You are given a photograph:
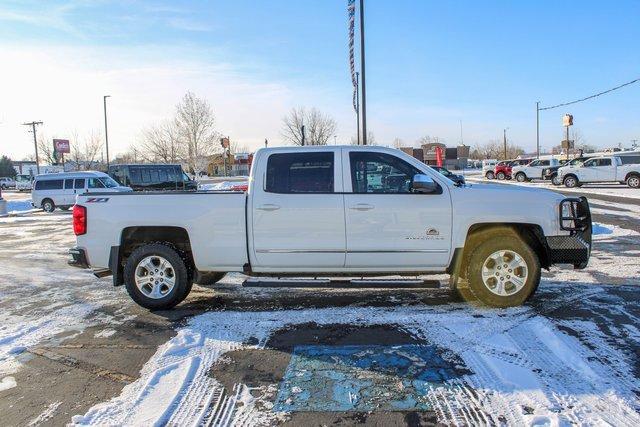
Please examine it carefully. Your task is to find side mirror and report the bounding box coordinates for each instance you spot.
[411,174,438,193]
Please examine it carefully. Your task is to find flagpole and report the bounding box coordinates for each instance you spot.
[359,0,367,145]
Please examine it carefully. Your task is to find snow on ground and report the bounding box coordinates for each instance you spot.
[0,212,134,386]
[72,287,640,426]
[466,175,640,200]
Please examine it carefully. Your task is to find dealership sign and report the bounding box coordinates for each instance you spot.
[53,139,70,153]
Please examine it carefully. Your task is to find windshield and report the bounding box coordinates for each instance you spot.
[16,175,31,182]
[99,177,120,188]
[182,172,192,182]
[568,158,585,166]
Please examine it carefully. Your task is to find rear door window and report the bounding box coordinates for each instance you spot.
[74,179,85,189]
[265,152,334,193]
[64,179,74,189]
[35,179,63,190]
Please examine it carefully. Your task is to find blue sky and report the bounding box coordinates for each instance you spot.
[0,0,638,158]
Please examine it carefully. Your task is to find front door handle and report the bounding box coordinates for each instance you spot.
[349,203,374,211]
[257,204,281,211]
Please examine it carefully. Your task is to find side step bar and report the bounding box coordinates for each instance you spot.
[242,278,443,289]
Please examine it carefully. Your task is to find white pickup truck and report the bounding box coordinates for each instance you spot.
[557,155,640,188]
[512,158,561,182]
[69,146,592,309]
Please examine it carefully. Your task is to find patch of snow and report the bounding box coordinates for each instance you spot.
[28,401,62,426]
[94,329,117,338]
[0,375,17,391]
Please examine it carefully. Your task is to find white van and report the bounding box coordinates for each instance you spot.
[32,171,132,212]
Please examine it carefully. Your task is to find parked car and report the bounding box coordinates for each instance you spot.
[32,171,132,212]
[494,158,534,180]
[108,164,197,191]
[15,174,33,191]
[482,159,498,179]
[0,177,16,189]
[557,156,640,188]
[542,157,589,185]
[512,159,561,182]
[430,166,465,185]
[69,146,592,310]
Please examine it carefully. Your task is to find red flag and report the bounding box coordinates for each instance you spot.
[435,146,443,167]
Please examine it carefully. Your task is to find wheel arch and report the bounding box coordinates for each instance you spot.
[114,226,195,286]
[624,171,640,181]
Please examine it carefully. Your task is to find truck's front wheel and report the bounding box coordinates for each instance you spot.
[124,243,192,310]
[463,229,540,307]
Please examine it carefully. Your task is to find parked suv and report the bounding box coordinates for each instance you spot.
[482,159,498,179]
[512,159,561,182]
[0,177,16,189]
[32,171,132,212]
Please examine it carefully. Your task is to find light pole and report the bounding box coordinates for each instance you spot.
[536,101,540,158]
[503,128,509,160]
[22,121,43,174]
[103,95,111,168]
[355,71,361,145]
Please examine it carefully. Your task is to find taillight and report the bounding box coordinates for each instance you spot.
[73,205,87,236]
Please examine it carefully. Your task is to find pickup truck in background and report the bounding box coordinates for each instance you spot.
[558,156,640,188]
[69,146,592,310]
[512,158,561,182]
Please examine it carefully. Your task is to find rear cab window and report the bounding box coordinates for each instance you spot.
[265,152,334,193]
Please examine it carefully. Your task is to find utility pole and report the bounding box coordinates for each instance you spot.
[265,138,268,148]
[301,124,306,146]
[355,71,361,145]
[103,95,111,168]
[536,101,540,158]
[359,0,367,145]
[503,128,508,160]
[22,121,43,174]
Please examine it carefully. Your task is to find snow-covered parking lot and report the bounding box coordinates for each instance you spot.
[0,189,639,425]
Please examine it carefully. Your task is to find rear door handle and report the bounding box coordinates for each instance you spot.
[257,204,280,211]
[349,203,374,211]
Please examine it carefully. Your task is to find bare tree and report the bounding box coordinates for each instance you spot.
[472,139,524,160]
[417,135,445,146]
[350,131,376,146]
[174,92,220,175]
[140,120,182,163]
[281,107,337,146]
[68,130,104,170]
[36,133,57,165]
[392,137,404,148]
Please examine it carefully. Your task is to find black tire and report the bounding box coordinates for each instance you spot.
[485,171,495,180]
[563,175,579,188]
[515,172,527,183]
[551,175,561,186]
[497,172,506,180]
[627,174,640,189]
[196,272,226,286]
[462,228,540,308]
[42,198,55,212]
[123,243,192,310]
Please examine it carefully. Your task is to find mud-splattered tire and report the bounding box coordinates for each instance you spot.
[462,228,540,307]
[123,243,192,310]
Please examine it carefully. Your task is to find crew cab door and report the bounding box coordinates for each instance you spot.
[578,159,600,182]
[594,158,616,181]
[342,149,452,270]
[250,150,346,269]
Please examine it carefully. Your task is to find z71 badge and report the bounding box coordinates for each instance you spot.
[85,197,110,203]
[405,228,444,240]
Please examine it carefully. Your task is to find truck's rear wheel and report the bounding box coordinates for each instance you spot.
[463,229,540,307]
[551,175,561,186]
[627,174,640,188]
[485,171,495,180]
[124,243,192,310]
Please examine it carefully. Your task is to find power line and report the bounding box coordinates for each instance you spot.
[539,77,640,111]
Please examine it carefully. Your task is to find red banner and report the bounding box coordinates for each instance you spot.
[435,146,443,167]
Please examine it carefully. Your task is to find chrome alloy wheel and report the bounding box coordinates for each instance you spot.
[481,250,528,297]
[134,255,176,299]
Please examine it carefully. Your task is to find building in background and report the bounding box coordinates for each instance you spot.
[400,144,470,170]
